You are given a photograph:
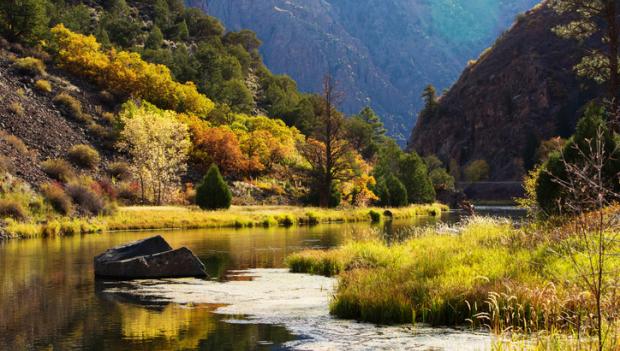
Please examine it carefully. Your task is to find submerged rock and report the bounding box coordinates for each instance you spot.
[94,235,207,279]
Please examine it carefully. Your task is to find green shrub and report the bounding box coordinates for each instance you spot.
[369,210,381,223]
[107,161,132,181]
[53,92,83,121]
[35,79,52,93]
[463,160,490,182]
[41,159,75,182]
[41,183,72,215]
[13,57,46,76]
[67,144,100,169]
[0,199,27,220]
[195,164,232,210]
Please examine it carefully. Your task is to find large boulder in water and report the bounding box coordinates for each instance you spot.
[94,235,207,279]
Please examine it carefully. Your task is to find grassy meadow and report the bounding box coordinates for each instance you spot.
[2,203,447,238]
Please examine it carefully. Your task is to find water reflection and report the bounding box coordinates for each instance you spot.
[0,212,520,350]
[0,219,440,350]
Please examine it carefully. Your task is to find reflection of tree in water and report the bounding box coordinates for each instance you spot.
[98,282,295,350]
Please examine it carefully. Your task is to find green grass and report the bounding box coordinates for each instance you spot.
[286,216,616,334]
[2,204,447,238]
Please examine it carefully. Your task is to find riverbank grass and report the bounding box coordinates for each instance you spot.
[2,203,447,238]
[287,216,619,335]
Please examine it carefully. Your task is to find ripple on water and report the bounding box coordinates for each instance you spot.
[102,269,492,351]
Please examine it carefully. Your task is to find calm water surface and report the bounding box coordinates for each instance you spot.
[0,208,524,350]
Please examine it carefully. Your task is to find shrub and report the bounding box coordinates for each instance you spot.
[41,183,72,215]
[107,161,132,181]
[8,102,24,116]
[0,155,13,174]
[369,210,381,223]
[12,57,45,76]
[65,181,106,216]
[0,199,27,220]
[1,133,28,154]
[35,79,52,93]
[41,159,75,182]
[464,160,490,182]
[196,164,232,210]
[53,92,83,121]
[67,144,100,169]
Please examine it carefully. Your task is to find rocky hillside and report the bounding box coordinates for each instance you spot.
[0,46,117,186]
[409,2,604,181]
[187,0,538,142]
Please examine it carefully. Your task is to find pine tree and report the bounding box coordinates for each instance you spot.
[145,25,164,50]
[0,0,48,43]
[196,164,232,210]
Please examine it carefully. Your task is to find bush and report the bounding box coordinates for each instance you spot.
[0,132,28,154]
[41,183,72,215]
[196,164,232,210]
[35,79,52,93]
[0,155,13,174]
[41,159,75,182]
[8,102,24,116]
[67,144,100,169]
[53,92,83,121]
[369,210,381,223]
[464,160,490,182]
[107,161,132,181]
[0,199,27,220]
[12,57,45,76]
[65,181,106,216]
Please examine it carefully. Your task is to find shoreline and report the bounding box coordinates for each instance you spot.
[1,203,448,240]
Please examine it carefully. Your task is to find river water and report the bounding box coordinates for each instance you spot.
[0,208,525,350]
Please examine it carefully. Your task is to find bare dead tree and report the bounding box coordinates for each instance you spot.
[550,126,620,350]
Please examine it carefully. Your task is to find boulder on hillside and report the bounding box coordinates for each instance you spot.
[94,235,207,279]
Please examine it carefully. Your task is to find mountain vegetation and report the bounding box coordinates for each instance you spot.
[0,0,446,233]
[191,0,538,143]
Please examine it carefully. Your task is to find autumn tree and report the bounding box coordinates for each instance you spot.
[299,75,354,207]
[551,0,620,127]
[190,125,246,177]
[117,101,191,205]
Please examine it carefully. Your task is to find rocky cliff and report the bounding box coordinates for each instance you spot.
[409,3,604,181]
[187,0,538,143]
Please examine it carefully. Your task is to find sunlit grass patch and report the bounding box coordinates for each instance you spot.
[286,217,597,332]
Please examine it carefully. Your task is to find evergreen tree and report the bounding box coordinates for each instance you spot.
[145,25,164,50]
[175,20,189,41]
[358,106,386,142]
[398,152,435,204]
[0,0,49,43]
[377,174,408,207]
[196,164,232,210]
[536,104,620,215]
[422,84,438,110]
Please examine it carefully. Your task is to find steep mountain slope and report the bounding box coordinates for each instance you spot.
[409,3,604,181]
[0,48,117,186]
[187,0,538,142]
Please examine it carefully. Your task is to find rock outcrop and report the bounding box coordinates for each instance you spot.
[188,0,537,142]
[409,3,605,180]
[94,236,207,279]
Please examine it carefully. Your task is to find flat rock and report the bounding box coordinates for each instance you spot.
[94,236,207,279]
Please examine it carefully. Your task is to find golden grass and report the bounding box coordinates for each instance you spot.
[2,204,447,238]
[286,216,619,334]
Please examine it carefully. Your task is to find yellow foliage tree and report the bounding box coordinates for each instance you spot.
[50,24,214,116]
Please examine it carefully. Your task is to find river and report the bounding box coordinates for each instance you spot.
[0,208,525,350]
